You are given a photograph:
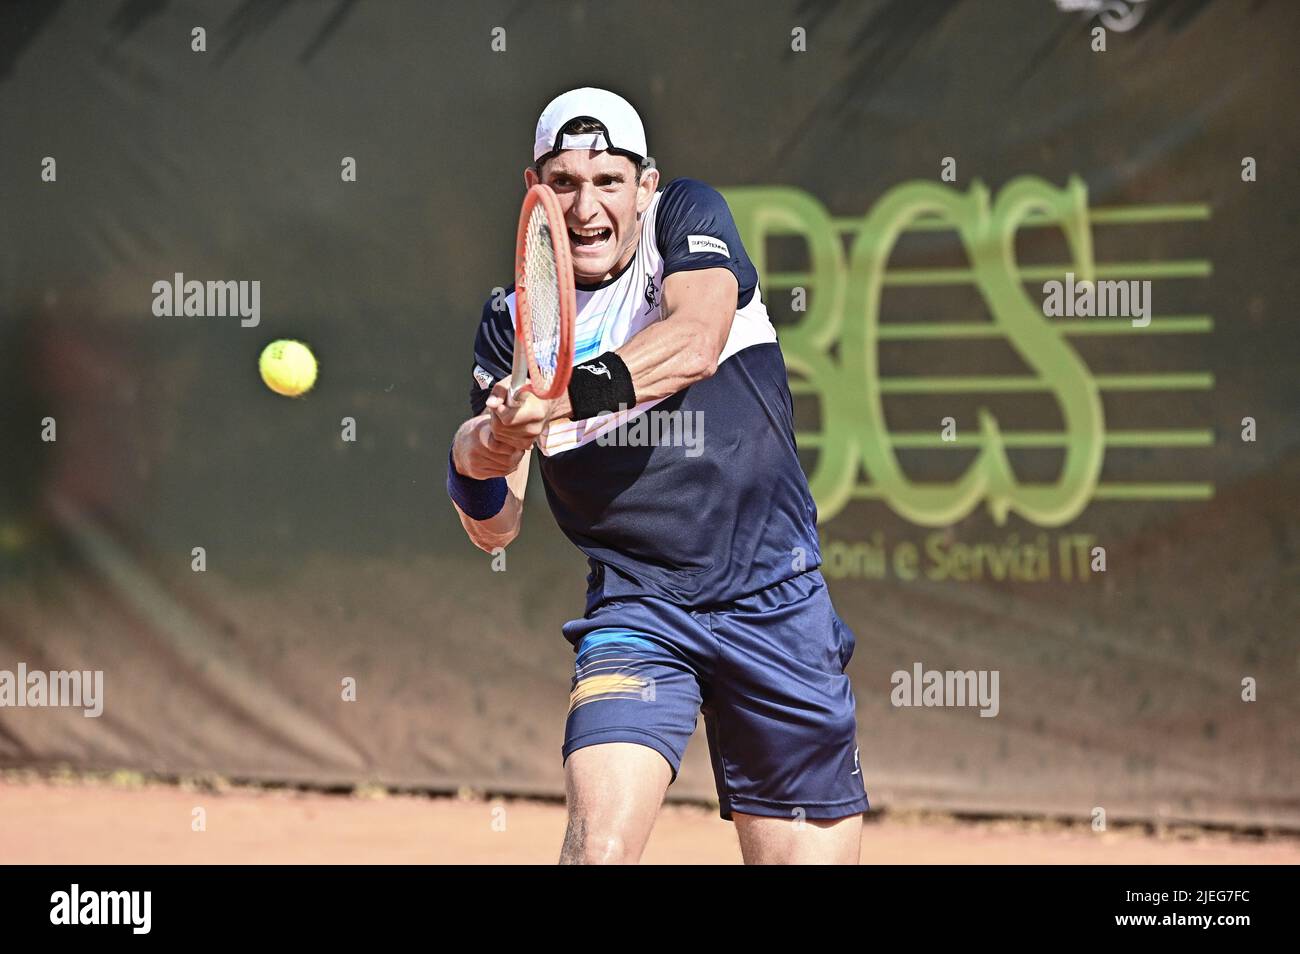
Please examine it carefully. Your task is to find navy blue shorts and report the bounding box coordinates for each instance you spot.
[561,569,869,821]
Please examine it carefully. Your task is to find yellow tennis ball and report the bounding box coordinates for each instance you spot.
[259,339,318,397]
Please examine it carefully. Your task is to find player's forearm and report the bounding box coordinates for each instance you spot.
[545,316,720,427]
[615,312,727,403]
[537,319,711,429]
[506,271,735,430]
[448,423,530,550]
[454,492,522,552]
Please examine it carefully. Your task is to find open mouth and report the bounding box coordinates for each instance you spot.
[568,226,612,250]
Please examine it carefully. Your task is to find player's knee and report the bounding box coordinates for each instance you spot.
[585,831,637,864]
[561,820,639,864]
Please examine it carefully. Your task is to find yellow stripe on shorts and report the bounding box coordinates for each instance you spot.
[569,673,647,711]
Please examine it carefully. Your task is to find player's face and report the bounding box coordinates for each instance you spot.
[525,149,658,283]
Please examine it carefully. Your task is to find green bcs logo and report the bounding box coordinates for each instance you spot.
[725,176,1214,528]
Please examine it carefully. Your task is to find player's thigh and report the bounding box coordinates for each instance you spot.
[559,617,710,862]
[703,571,869,824]
[562,741,673,863]
[562,626,706,784]
[733,811,863,865]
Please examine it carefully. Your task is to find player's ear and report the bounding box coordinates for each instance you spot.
[524,165,540,189]
[636,162,660,212]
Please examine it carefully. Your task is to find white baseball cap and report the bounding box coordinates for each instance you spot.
[533,87,648,162]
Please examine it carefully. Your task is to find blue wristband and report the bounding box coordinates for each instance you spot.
[446,447,507,521]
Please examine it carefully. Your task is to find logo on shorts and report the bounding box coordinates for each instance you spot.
[851,745,861,776]
[472,364,494,390]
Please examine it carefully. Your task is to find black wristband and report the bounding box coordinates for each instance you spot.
[568,351,637,421]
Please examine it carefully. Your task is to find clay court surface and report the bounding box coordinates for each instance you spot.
[2,778,1298,865]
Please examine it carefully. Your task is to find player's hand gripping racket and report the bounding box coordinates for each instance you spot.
[508,184,576,406]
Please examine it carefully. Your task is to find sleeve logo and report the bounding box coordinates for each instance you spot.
[687,234,730,257]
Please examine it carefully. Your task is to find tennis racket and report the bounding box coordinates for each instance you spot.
[508,184,576,405]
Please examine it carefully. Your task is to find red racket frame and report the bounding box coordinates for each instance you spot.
[511,184,576,401]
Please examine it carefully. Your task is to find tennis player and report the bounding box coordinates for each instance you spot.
[447,87,868,864]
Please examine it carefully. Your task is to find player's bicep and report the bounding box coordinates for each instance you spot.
[661,268,737,361]
[662,267,738,319]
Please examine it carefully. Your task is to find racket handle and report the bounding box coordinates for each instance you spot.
[507,336,529,406]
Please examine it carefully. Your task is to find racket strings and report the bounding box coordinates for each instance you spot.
[523,204,562,389]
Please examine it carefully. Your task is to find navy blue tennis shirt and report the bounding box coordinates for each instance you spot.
[466,178,822,611]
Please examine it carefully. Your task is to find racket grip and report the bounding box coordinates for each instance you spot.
[507,337,529,406]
